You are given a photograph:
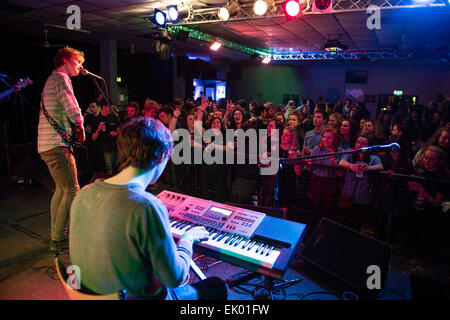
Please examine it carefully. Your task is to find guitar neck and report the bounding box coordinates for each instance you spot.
[0,87,15,100]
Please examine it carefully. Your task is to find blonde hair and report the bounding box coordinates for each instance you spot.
[54,46,84,68]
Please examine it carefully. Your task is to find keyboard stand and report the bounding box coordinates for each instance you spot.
[228,271,303,300]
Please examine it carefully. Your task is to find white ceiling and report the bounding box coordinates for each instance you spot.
[0,0,449,61]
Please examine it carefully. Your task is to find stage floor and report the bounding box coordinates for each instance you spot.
[0,185,448,300]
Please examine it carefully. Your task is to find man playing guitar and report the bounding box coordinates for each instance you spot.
[38,46,86,251]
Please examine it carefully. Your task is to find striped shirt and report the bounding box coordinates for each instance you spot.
[37,70,84,153]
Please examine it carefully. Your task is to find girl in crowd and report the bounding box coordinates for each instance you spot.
[307,127,341,216]
[339,119,358,151]
[278,127,301,208]
[200,116,230,203]
[362,119,384,145]
[288,110,306,150]
[259,119,284,206]
[338,134,384,232]
[406,146,449,261]
[328,112,344,131]
[412,126,450,169]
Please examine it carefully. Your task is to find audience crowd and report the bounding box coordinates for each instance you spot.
[76,93,450,263]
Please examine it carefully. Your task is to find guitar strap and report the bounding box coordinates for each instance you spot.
[40,94,82,149]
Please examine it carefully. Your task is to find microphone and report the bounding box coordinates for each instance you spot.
[80,69,103,80]
[359,142,400,154]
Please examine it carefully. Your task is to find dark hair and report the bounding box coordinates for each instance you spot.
[159,104,174,117]
[254,105,266,117]
[127,101,140,111]
[117,117,173,170]
[54,46,84,68]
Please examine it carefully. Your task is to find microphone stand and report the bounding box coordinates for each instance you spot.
[273,147,381,210]
[91,78,122,126]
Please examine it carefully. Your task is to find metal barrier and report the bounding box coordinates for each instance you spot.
[155,157,450,261]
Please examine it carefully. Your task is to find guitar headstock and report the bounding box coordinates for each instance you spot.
[14,77,33,91]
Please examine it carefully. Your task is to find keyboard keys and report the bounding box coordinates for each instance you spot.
[169,217,281,269]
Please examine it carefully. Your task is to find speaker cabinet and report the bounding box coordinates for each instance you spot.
[300,217,390,294]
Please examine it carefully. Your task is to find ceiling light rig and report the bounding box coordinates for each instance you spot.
[218,0,241,21]
[253,0,276,16]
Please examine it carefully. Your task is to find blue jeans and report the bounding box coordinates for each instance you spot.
[40,146,80,241]
[165,277,228,300]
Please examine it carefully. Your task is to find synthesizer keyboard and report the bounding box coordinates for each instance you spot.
[157,190,307,279]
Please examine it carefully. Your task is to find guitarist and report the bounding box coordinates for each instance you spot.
[38,46,86,252]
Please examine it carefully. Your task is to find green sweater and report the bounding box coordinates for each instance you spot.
[69,180,193,297]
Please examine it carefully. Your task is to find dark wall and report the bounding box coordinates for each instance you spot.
[0,30,174,178]
[117,50,173,108]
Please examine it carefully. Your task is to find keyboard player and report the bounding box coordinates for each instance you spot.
[69,117,227,300]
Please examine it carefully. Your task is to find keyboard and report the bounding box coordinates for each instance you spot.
[158,190,307,279]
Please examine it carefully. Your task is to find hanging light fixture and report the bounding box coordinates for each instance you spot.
[261,56,271,64]
[152,9,166,27]
[210,40,222,51]
[253,0,275,16]
[218,1,241,21]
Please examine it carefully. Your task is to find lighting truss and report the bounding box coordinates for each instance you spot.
[168,25,270,57]
[272,51,401,60]
[162,0,448,26]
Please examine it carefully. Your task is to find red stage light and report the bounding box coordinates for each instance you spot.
[282,0,302,19]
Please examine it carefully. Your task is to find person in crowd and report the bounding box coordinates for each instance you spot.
[248,105,267,131]
[342,99,352,119]
[361,119,384,145]
[406,145,449,261]
[328,112,344,131]
[274,111,286,128]
[100,104,120,174]
[288,110,306,151]
[284,100,297,120]
[339,119,358,151]
[265,102,276,122]
[142,98,159,118]
[374,111,392,142]
[158,104,175,129]
[412,126,450,169]
[407,107,423,148]
[303,110,328,155]
[338,134,384,232]
[228,107,250,130]
[124,101,139,124]
[352,102,371,125]
[278,127,301,208]
[38,46,86,251]
[259,119,284,206]
[70,117,227,300]
[389,122,406,139]
[84,101,106,180]
[307,127,341,216]
[229,108,259,204]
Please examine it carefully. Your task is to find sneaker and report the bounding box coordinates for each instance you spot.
[50,239,69,251]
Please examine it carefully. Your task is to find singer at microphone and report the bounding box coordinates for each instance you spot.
[80,69,103,80]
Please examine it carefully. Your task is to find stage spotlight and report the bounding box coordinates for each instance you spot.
[218,1,241,21]
[167,5,179,22]
[282,0,302,19]
[210,41,222,51]
[253,0,275,16]
[152,9,166,27]
[262,56,271,64]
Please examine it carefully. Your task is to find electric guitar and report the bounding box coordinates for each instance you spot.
[0,77,33,100]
